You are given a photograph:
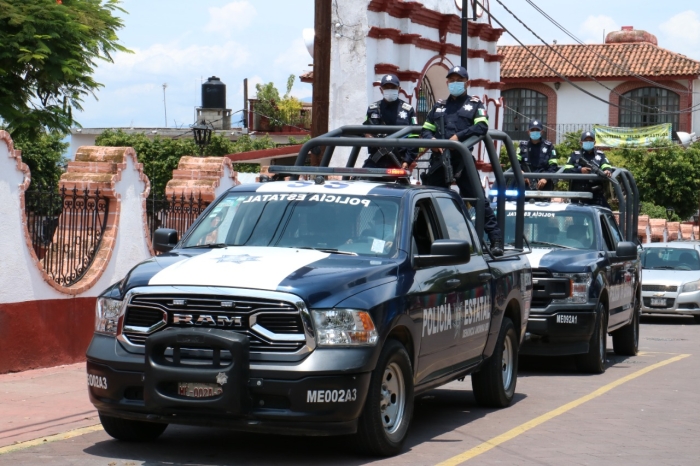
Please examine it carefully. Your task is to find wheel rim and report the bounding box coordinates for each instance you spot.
[380,361,406,436]
[502,332,514,390]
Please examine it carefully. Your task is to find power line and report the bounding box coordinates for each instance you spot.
[492,0,700,115]
[476,0,700,116]
[525,0,700,96]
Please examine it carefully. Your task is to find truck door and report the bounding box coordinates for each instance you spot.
[434,195,492,364]
[600,213,633,327]
[410,196,464,385]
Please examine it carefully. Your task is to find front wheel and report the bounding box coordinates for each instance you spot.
[99,414,168,441]
[355,339,414,457]
[471,317,518,408]
[576,302,607,373]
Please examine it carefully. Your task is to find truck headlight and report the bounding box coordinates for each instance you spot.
[311,309,378,346]
[681,280,700,293]
[95,297,125,335]
[552,272,592,304]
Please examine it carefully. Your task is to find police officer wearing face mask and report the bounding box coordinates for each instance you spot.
[363,74,419,169]
[518,120,558,190]
[420,65,503,256]
[564,131,613,208]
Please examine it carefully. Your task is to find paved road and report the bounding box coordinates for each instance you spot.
[1,315,698,465]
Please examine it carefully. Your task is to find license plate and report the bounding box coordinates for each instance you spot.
[650,298,666,307]
[177,382,222,398]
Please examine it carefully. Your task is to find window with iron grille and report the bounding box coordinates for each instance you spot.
[416,76,435,125]
[502,89,548,141]
[619,87,680,133]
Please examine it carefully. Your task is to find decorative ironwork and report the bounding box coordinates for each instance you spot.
[619,87,680,134]
[502,88,548,142]
[146,192,211,247]
[25,186,109,287]
[416,76,436,125]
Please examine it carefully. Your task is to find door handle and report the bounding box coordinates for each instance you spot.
[445,279,461,289]
[478,273,492,283]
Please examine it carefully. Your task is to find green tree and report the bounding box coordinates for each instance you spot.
[278,74,303,127]
[13,131,68,189]
[254,82,282,128]
[0,0,130,138]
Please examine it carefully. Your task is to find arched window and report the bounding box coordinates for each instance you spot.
[619,87,680,133]
[416,76,436,125]
[502,89,548,141]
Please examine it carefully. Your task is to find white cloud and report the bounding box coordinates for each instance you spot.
[205,1,257,37]
[578,15,620,44]
[659,11,700,59]
[274,38,313,76]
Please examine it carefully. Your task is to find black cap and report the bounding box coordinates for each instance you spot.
[580,131,595,141]
[380,74,399,87]
[529,120,543,131]
[446,65,468,79]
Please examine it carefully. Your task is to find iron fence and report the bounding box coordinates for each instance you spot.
[146,192,211,244]
[25,186,109,287]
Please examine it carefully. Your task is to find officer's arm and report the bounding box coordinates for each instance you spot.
[421,107,437,139]
[599,154,613,174]
[363,106,375,127]
[563,155,581,173]
[517,143,529,172]
[547,147,560,173]
[403,107,419,163]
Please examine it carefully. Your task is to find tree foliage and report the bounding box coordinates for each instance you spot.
[254,75,306,128]
[13,131,68,189]
[0,0,129,138]
[95,130,275,197]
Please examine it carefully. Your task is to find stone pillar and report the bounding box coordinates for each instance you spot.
[165,156,239,201]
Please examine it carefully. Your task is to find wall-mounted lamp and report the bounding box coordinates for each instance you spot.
[666,207,674,221]
[554,82,561,90]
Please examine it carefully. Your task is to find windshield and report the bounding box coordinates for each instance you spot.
[641,247,700,270]
[505,210,596,249]
[182,192,401,256]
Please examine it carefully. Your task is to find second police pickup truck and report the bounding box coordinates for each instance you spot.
[85,127,533,456]
[502,166,642,373]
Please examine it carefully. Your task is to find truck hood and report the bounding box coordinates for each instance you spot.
[119,247,398,307]
[528,247,600,271]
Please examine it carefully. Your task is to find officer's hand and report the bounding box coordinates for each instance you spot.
[430,137,442,154]
[449,135,459,141]
[581,167,591,174]
[524,178,530,187]
[537,179,547,189]
[401,162,409,169]
[605,170,612,178]
[364,133,373,138]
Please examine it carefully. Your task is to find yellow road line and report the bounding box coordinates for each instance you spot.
[0,424,103,455]
[436,353,691,466]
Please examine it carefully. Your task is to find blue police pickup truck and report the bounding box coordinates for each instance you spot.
[85,127,532,456]
[503,199,641,373]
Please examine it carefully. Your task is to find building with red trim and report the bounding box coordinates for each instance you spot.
[498,27,700,143]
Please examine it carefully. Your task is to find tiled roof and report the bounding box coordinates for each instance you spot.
[498,42,700,79]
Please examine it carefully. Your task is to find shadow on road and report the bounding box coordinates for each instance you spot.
[81,387,526,465]
[641,314,698,326]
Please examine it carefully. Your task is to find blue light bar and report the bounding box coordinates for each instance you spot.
[489,189,519,197]
[268,165,410,178]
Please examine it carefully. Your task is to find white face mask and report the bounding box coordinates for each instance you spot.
[383,89,399,102]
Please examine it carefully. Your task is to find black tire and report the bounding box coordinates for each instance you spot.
[612,289,640,356]
[575,302,607,373]
[356,339,414,457]
[694,315,700,324]
[471,317,518,408]
[99,413,168,441]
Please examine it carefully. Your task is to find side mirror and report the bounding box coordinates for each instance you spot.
[154,228,179,253]
[415,239,471,268]
[615,241,637,260]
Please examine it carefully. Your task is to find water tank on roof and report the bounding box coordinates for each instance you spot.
[605,26,657,46]
[202,76,226,109]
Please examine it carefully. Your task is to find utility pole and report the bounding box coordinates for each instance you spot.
[243,78,248,129]
[311,0,332,166]
[162,83,168,127]
[461,2,468,69]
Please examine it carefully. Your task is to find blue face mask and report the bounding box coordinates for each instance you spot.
[448,81,465,96]
[582,141,595,151]
[529,131,541,141]
[383,89,399,102]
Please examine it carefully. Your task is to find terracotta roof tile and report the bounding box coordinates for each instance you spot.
[498,43,700,79]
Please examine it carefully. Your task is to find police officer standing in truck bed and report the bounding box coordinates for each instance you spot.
[518,119,559,191]
[362,74,419,169]
[419,65,503,256]
[564,131,613,209]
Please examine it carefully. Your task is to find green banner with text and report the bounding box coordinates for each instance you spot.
[593,124,672,148]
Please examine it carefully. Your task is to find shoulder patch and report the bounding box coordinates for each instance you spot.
[402,102,413,111]
[470,96,481,102]
[574,151,581,155]
[544,140,553,146]
[369,102,378,109]
[436,99,446,106]
[519,140,527,147]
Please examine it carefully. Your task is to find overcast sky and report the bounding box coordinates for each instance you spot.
[77,0,700,129]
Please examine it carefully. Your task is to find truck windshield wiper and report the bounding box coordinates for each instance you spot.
[645,266,674,270]
[296,246,358,256]
[182,243,230,249]
[529,241,573,249]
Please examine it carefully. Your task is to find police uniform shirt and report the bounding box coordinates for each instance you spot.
[420,93,489,141]
[364,98,418,163]
[518,139,558,173]
[564,149,612,191]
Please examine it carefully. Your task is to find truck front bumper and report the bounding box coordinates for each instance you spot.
[520,303,597,356]
[86,330,374,436]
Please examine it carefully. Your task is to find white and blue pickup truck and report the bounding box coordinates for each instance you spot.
[85,127,532,456]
